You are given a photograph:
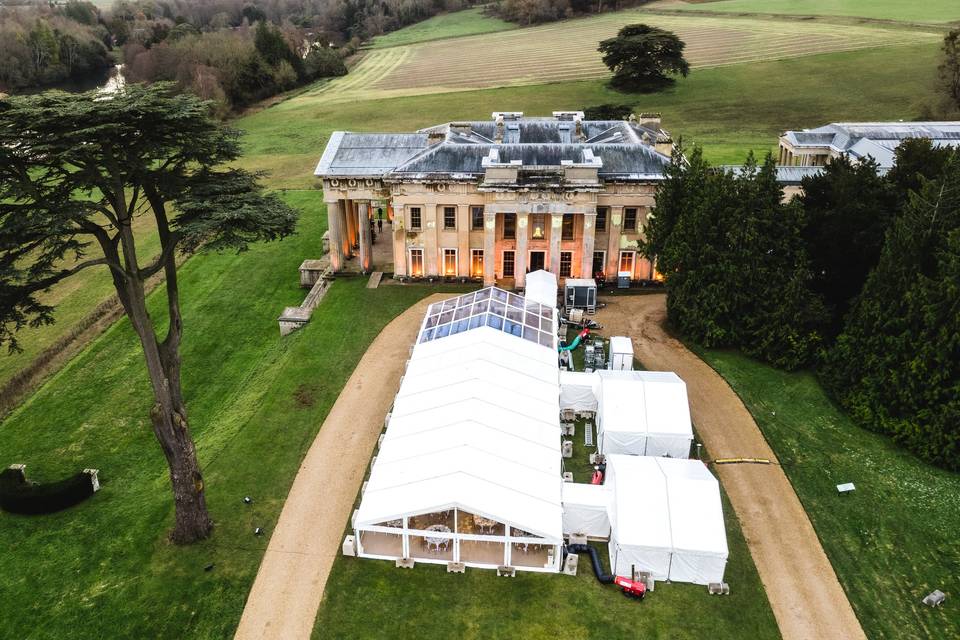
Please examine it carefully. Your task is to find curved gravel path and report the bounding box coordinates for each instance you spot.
[234,294,448,640]
[597,293,865,640]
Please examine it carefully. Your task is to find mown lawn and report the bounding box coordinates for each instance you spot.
[675,0,960,24]
[368,6,516,48]
[0,190,466,638]
[698,349,960,640]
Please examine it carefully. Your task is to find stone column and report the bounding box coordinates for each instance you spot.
[423,203,438,277]
[357,201,373,273]
[515,211,529,288]
[457,203,470,277]
[392,203,407,277]
[549,213,563,275]
[581,209,596,279]
[325,199,345,272]
[483,211,496,286]
[606,205,623,277]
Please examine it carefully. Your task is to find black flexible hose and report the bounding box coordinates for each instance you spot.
[565,543,615,584]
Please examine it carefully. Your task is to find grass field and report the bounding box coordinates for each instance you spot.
[698,349,960,640]
[0,189,471,637]
[369,6,516,48]
[312,11,941,103]
[677,0,960,24]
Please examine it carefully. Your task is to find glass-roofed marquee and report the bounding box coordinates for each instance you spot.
[418,287,557,349]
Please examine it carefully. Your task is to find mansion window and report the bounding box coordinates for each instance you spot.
[624,208,638,231]
[502,250,515,277]
[562,214,575,241]
[596,207,607,232]
[559,251,572,277]
[619,250,635,275]
[471,206,484,230]
[503,213,516,240]
[443,206,456,230]
[531,214,546,240]
[443,249,458,276]
[471,249,484,278]
[409,248,424,277]
[410,207,422,230]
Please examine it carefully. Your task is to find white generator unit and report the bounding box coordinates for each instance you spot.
[608,336,634,371]
[564,278,597,313]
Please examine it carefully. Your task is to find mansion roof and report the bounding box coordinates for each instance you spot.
[781,121,960,169]
[315,112,673,183]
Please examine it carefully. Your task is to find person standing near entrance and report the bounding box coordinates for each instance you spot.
[377,207,384,234]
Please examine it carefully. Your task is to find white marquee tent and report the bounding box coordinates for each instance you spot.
[558,370,599,412]
[596,371,693,458]
[354,287,565,572]
[561,482,610,538]
[606,455,728,585]
[524,269,558,309]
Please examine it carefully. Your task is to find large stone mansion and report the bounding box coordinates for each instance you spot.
[314,111,673,287]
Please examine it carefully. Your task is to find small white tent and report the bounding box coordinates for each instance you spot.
[596,371,693,458]
[558,370,599,412]
[561,482,610,538]
[525,269,558,308]
[606,455,728,585]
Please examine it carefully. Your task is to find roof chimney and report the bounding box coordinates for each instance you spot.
[494,114,504,144]
[427,131,445,145]
[638,112,662,129]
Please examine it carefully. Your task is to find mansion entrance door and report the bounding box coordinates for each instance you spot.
[529,251,546,272]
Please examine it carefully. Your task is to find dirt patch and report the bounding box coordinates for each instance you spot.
[234,294,449,640]
[597,293,866,640]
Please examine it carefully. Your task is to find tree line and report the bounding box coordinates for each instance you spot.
[0,1,113,93]
[645,141,960,470]
[485,0,650,27]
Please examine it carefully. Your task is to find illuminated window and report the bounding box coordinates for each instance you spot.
[443,249,458,276]
[410,207,422,230]
[562,214,574,241]
[443,206,456,230]
[471,249,484,278]
[531,214,545,239]
[619,250,635,274]
[503,213,516,239]
[409,249,424,277]
[471,206,484,230]
[502,250,515,277]
[624,208,638,231]
[559,251,572,277]
[596,207,607,232]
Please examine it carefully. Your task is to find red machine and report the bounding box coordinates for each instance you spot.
[614,575,647,600]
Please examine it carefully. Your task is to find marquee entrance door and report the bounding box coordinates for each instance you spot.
[529,251,546,272]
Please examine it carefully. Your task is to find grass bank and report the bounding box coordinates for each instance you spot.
[698,349,960,640]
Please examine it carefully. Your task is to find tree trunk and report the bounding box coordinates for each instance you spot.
[130,282,213,544]
[110,195,213,544]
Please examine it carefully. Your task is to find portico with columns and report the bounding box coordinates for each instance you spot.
[315,112,670,285]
